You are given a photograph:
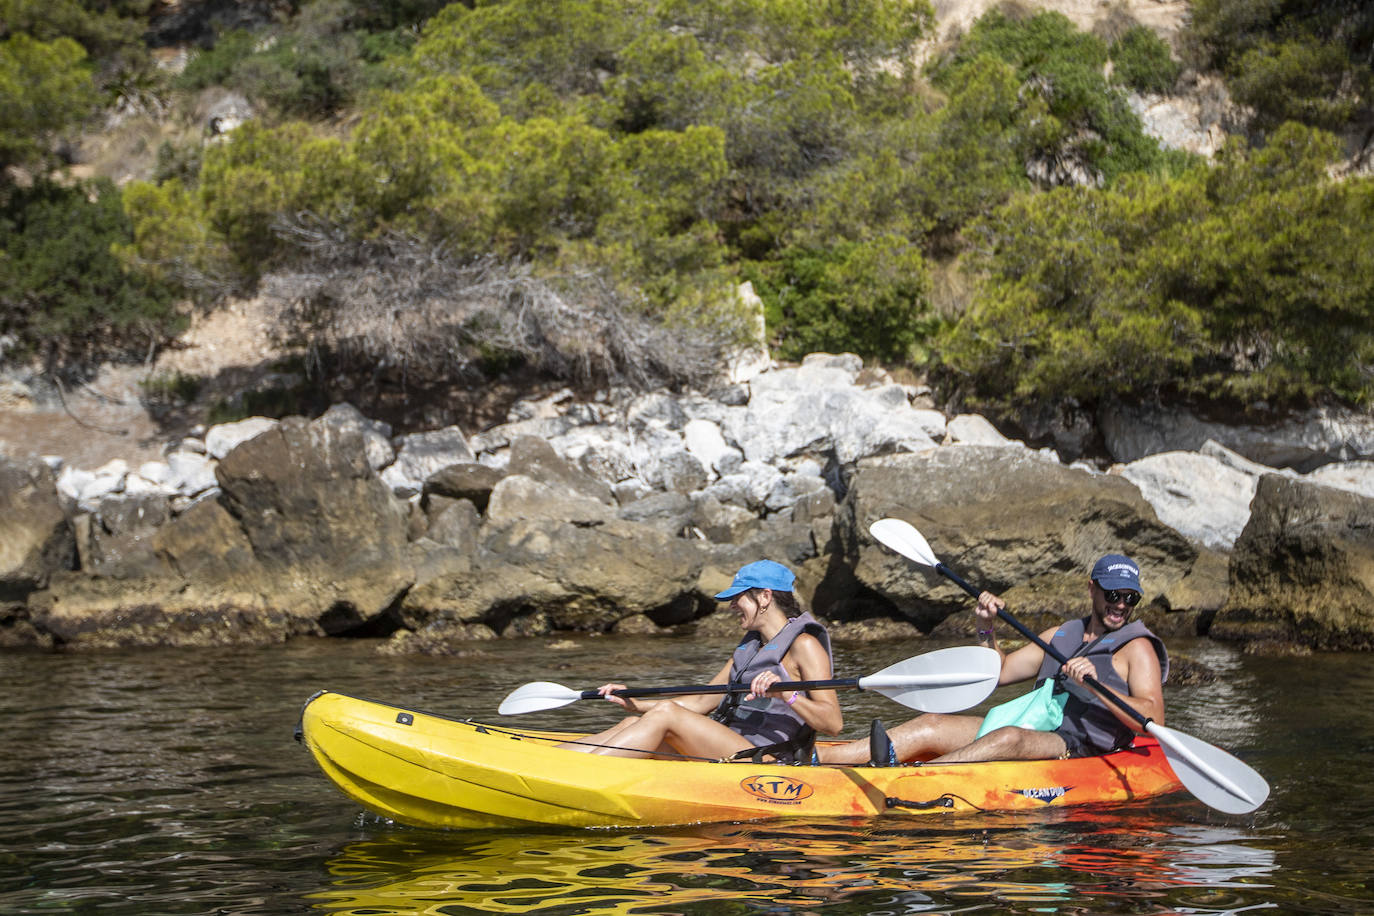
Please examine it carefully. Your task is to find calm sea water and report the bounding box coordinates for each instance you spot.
[2,632,1371,915]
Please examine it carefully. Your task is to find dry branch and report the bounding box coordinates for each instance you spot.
[260,215,738,390]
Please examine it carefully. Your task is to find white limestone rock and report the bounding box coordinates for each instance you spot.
[382,426,475,497]
[725,354,937,465]
[683,418,742,476]
[1305,461,1374,499]
[1102,403,1374,470]
[1120,450,1257,550]
[318,402,394,471]
[947,414,1013,447]
[166,449,218,496]
[205,416,279,460]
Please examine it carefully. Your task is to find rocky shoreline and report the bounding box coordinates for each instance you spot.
[5,352,1374,653]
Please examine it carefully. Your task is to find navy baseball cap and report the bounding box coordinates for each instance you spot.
[1091,554,1141,592]
[714,560,796,599]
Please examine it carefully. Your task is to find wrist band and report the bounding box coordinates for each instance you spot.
[786,691,799,705]
[978,629,995,637]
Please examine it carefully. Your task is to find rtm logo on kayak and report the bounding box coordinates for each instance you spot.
[740,775,814,805]
[1014,786,1070,803]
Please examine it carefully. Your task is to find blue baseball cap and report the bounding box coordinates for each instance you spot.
[714,560,796,599]
[1091,554,1141,592]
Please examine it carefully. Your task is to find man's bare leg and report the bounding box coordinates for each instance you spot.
[929,725,1069,763]
[819,713,984,764]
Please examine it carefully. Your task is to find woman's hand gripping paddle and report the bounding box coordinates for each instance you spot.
[868,517,1270,815]
[498,645,1001,716]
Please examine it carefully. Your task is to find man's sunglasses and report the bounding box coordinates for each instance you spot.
[1099,588,1141,607]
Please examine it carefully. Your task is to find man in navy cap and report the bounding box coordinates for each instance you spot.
[822,552,1169,766]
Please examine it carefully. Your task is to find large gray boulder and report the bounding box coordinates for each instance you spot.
[74,493,171,578]
[505,435,614,505]
[215,415,413,629]
[827,446,1202,631]
[423,462,505,513]
[0,458,74,601]
[1214,474,1374,650]
[397,517,714,644]
[29,497,283,648]
[381,425,475,496]
[29,414,414,647]
[486,474,617,525]
[317,402,394,470]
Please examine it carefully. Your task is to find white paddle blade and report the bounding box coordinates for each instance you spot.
[498,681,583,716]
[1147,722,1271,814]
[869,518,939,567]
[858,645,1002,713]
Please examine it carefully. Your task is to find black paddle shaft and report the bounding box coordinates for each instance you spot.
[583,678,859,702]
[933,562,1152,731]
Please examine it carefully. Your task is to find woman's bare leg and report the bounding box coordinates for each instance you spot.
[588,702,755,760]
[558,716,643,753]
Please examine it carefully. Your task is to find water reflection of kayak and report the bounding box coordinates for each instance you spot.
[297,691,1184,830]
[309,816,1272,915]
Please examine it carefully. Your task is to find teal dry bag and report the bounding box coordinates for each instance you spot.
[975,677,1068,739]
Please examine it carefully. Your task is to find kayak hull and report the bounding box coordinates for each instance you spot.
[299,691,1184,829]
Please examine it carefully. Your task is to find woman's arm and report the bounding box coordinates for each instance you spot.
[759,633,843,736]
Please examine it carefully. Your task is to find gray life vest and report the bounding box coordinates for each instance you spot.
[1034,617,1169,755]
[712,611,832,759]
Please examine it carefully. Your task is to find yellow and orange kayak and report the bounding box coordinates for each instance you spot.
[298,691,1184,829]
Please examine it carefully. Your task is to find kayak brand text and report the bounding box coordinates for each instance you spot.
[740,775,815,804]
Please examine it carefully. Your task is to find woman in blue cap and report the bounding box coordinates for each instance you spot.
[562,559,842,762]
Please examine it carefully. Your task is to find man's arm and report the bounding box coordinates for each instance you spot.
[996,629,1054,685]
[1117,637,1165,728]
[974,591,1050,685]
[1063,637,1165,732]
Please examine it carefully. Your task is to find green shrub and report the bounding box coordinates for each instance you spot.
[120,177,235,296]
[1231,38,1362,133]
[1110,25,1181,95]
[939,123,1374,410]
[1185,0,1373,132]
[748,236,933,363]
[176,8,412,119]
[931,10,1177,185]
[0,33,99,173]
[0,179,182,366]
[197,121,354,272]
[175,29,259,93]
[140,370,202,406]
